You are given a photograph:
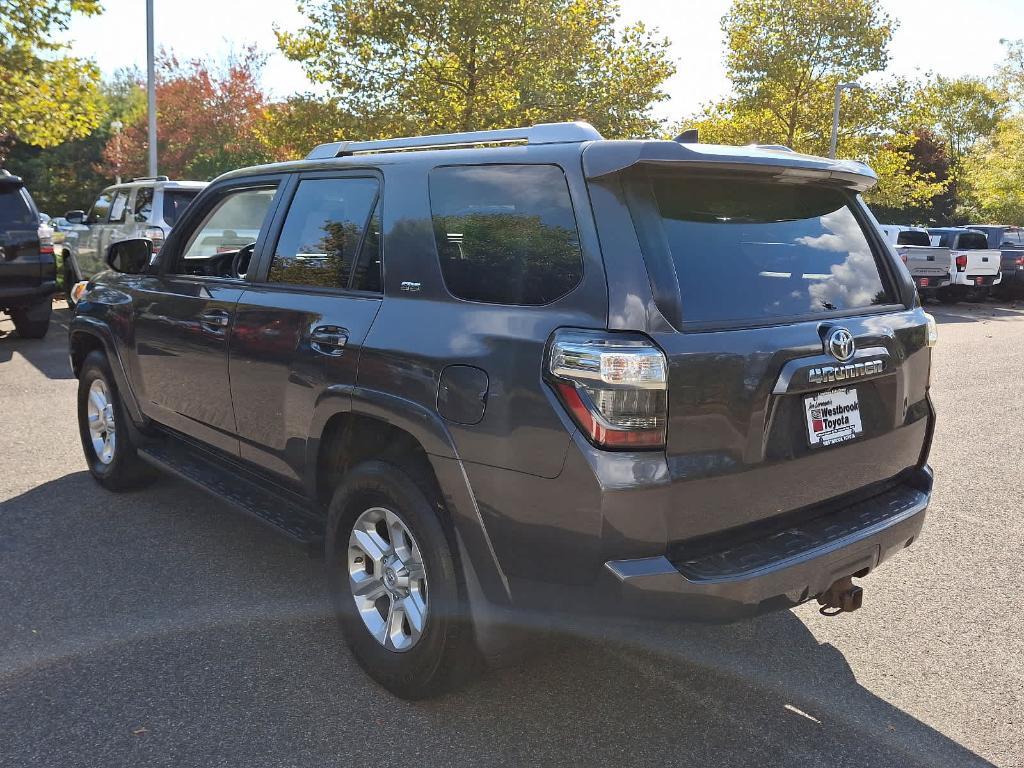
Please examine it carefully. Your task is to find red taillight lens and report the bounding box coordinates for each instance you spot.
[547,330,668,450]
[955,254,968,271]
[144,226,165,253]
[38,225,54,255]
[1016,256,1024,267]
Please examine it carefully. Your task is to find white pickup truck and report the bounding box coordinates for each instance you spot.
[878,225,952,300]
[926,227,1002,303]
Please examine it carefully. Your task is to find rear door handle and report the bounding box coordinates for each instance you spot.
[311,325,349,356]
[199,309,231,330]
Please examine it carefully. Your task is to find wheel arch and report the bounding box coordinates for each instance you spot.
[68,318,145,424]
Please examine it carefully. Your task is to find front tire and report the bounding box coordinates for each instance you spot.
[77,351,155,490]
[63,256,78,309]
[325,460,478,699]
[11,299,51,339]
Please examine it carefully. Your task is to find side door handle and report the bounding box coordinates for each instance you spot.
[200,309,231,332]
[311,325,348,356]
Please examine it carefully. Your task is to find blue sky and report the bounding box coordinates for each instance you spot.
[62,0,1024,121]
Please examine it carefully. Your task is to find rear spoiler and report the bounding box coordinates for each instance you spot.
[0,171,24,188]
[582,140,878,192]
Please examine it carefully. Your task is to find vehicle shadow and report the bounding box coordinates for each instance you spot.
[0,472,995,768]
[926,298,1024,324]
[0,301,74,379]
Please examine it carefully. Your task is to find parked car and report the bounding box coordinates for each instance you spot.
[69,122,937,699]
[60,176,206,305]
[0,170,55,338]
[877,224,952,300]
[926,227,1002,302]
[965,224,1024,299]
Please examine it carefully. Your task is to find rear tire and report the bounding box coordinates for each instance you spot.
[325,460,479,699]
[11,299,51,339]
[77,350,155,490]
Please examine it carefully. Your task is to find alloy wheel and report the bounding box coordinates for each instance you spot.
[347,506,428,652]
[86,378,116,465]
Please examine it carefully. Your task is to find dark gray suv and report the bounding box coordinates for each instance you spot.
[68,122,937,698]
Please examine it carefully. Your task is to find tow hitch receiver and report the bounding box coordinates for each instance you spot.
[817,576,863,616]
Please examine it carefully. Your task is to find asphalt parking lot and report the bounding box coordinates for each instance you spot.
[1,301,1021,768]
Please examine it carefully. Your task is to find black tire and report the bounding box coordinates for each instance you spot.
[10,299,51,339]
[77,350,155,490]
[63,256,78,309]
[325,460,479,699]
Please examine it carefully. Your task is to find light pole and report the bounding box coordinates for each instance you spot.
[110,120,123,184]
[146,0,158,177]
[829,82,862,159]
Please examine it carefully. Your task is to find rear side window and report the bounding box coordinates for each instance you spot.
[629,175,895,324]
[429,165,583,305]
[896,230,930,247]
[269,177,379,290]
[134,187,154,220]
[0,187,35,228]
[163,189,199,227]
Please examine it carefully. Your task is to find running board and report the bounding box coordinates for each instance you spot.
[139,435,325,550]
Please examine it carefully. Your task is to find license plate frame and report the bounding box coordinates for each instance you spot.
[804,387,863,448]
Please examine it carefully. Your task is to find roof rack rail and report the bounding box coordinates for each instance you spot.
[305,121,603,160]
[130,175,170,182]
[754,144,795,152]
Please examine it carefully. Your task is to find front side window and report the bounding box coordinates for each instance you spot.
[109,190,129,223]
[87,191,113,224]
[429,165,583,305]
[268,177,379,289]
[629,174,895,324]
[174,186,277,276]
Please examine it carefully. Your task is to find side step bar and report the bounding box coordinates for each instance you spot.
[139,435,325,550]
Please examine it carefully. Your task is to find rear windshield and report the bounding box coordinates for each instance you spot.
[896,230,930,247]
[162,189,199,227]
[630,175,895,324]
[956,232,989,250]
[0,187,36,229]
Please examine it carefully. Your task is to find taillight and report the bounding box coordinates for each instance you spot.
[900,253,908,264]
[1016,256,1024,268]
[546,330,668,450]
[955,253,968,272]
[38,225,54,255]
[144,226,165,253]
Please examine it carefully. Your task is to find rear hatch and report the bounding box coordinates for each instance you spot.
[0,180,43,288]
[587,160,932,540]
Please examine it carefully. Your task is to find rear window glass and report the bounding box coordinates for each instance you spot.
[632,175,895,324]
[896,230,930,247]
[957,232,988,250]
[429,165,583,305]
[0,187,35,228]
[163,190,199,227]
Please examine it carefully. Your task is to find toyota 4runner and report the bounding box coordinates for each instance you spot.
[69,122,937,699]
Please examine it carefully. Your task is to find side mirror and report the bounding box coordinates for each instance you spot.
[106,238,153,274]
[65,210,86,225]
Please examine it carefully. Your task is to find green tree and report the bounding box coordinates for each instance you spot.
[276,0,675,139]
[0,0,104,159]
[996,38,1024,109]
[964,117,1024,225]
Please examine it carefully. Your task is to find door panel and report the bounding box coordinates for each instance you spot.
[229,289,381,483]
[132,278,245,455]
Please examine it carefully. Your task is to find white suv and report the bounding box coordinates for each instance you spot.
[60,177,207,296]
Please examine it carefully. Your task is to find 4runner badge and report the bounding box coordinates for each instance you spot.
[826,327,856,362]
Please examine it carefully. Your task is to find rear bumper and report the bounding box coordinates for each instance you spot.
[0,280,57,306]
[601,469,930,622]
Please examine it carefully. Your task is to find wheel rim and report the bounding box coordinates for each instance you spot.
[347,506,428,652]
[86,378,116,465]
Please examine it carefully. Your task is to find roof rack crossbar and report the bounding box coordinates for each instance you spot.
[130,175,170,182]
[305,121,602,160]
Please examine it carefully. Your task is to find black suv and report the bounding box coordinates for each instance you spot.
[1,171,55,337]
[69,122,937,698]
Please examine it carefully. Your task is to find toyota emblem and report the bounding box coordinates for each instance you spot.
[826,327,856,363]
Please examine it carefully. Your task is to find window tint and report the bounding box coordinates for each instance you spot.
[134,187,154,220]
[896,230,930,247]
[269,177,378,289]
[176,186,277,275]
[109,190,129,223]
[87,191,113,224]
[631,175,895,324]
[163,189,199,227]
[957,232,988,250]
[429,165,583,305]
[0,187,35,228]
[349,201,382,292]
